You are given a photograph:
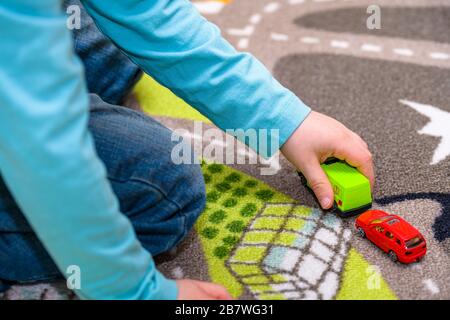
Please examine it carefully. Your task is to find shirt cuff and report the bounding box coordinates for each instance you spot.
[153,272,178,300]
[258,94,311,158]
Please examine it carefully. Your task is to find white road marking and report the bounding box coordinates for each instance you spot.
[238,38,249,49]
[227,3,447,62]
[249,13,262,24]
[361,43,383,53]
[307,34,448,62]
[227,25,254,37]
[430,52,450,60]
[298,36,445,62]
[288,0,305,4]
[172,266,185,279]
[264,2,281,13]
[330,40,350,49]
[301,36,320,44]
[423,279,440,295]
[399,100,450,164]
[271,32,289,41]
[393,48,414,57]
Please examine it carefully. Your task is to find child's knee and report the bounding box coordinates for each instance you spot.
[174,162,206,231]
[124,161,206,255]
[156,161,206,253]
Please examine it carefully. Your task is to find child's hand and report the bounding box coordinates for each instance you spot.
[176,279,233,300]
[281,111,374,209]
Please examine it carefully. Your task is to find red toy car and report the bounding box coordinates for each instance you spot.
[355,210,426,263]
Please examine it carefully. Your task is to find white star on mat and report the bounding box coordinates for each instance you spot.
[400,99,450,165]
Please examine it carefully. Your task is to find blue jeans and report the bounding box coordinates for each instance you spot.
[0,2,205,292]
[66,0,143,105]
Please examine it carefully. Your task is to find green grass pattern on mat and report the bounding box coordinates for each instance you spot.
[336,249,396,300]
[196,162,291,298]
[133,74,211,123]
[197,162,397,300]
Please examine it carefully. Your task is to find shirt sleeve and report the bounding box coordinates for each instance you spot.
[0,1,177,300]
[81,0,311,157]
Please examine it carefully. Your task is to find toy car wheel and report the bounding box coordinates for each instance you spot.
[357,227,366,238]
[332,202,338,212]
[388,251,398,262]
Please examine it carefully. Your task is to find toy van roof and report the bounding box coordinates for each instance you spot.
[321,161,369,189]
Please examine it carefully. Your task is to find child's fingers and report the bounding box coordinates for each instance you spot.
[351,132,369,149]
[336,143,375,188]
[301,159,334,209]
[213,288,233,300]
[200,282,233,300]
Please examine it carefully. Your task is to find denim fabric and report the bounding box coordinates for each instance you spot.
[0,94,205,288]
[65,0,142,105]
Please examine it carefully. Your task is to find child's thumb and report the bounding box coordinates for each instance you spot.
[302,161,334,209]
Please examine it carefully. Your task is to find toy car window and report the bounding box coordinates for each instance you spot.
[374,226,385,233]
[405,237,423,249]
[385,231,394,239]
[386,219,399,225]
[370,217,390,224]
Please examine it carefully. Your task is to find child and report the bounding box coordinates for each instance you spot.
[0,0,373,299]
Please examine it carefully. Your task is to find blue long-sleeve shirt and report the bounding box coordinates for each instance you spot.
[0,0,311,299]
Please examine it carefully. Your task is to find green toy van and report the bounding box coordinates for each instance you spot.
[299,159,372,217]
